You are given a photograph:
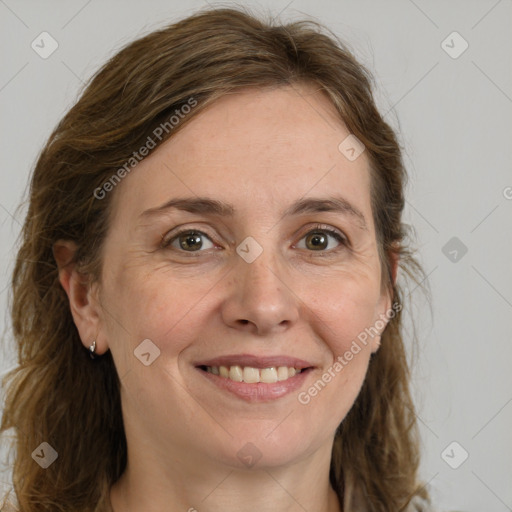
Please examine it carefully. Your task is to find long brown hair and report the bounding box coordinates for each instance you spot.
[1,6,429,511]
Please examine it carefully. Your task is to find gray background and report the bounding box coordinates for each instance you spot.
[0,1,511,510]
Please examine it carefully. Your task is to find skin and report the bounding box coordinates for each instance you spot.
[55,83,395,512]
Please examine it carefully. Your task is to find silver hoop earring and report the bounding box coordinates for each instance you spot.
[89,340,96,359]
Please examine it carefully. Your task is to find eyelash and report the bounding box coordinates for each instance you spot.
[161,224,349,254]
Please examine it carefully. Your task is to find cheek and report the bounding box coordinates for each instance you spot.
[305,271,383,356]
[297,279,380,426]
[100,263,202,353]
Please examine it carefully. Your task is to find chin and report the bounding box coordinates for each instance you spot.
[208,422,324,471]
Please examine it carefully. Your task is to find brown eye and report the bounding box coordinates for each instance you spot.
[179,233,203,251]
[164,230,215,252]
[305,232,328,250]
[296,227,347,252]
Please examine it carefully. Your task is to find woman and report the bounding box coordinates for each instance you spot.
[1,7,434,512]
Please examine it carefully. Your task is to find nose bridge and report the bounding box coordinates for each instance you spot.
[238,242,288,306]
[241,248,282,296]
[222,237,300,334]
[236,230,283,287]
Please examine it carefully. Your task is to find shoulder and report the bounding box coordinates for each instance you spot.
[0,493,19,512]
[1,503,18,512]
[1,502,18,512]
[404,494,439,512]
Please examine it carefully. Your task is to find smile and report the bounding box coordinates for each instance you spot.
[201,365,305,383]
[194,354,315,402]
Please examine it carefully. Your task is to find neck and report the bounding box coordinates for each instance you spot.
[109,443,341,512]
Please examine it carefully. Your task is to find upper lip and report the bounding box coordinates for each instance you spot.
[194,353,315,370]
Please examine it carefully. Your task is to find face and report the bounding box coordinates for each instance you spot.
[94,83,392,471]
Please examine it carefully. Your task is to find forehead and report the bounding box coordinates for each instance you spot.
[168,84,355,169]
[109,83,373,225]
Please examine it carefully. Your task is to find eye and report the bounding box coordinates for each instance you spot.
[163,230,215,252]
[295,226,348,252]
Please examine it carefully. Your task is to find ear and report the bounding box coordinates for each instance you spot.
[53,240,106,355]
[370,249,400,354]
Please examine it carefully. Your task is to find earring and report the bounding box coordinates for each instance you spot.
[89,340,96,359]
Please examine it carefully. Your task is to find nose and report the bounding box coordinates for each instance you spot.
[220,249,300,336]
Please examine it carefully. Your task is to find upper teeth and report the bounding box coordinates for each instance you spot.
[205,365,301,383]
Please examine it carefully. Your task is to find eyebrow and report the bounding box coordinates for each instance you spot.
[139,195,368,230]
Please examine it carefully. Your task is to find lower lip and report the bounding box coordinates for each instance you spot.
[196,367,313,403]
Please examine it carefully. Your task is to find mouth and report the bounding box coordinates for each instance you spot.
[194,354,315,402]
[197,364,309,384]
